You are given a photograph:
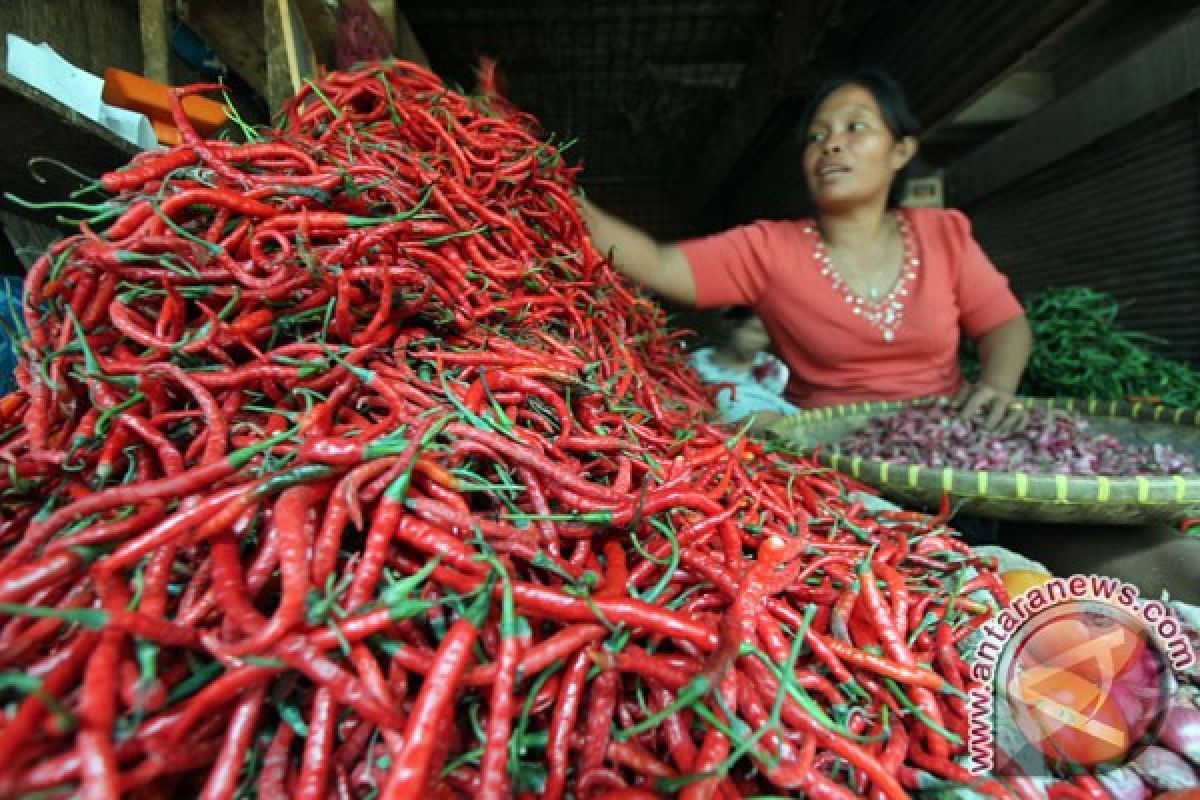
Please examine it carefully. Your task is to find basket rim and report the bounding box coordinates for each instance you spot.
[773,395,1200,507]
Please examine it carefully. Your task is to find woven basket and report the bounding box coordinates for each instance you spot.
[769,397,1200,524]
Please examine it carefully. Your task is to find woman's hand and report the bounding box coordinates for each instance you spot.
[955,382,1027,434]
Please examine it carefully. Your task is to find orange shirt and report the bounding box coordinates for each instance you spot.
[679,208,1023,409]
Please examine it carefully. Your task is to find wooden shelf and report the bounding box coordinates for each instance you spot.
[0,72,139,227]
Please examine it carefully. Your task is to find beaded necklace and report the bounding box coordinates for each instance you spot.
[806,213,919,342]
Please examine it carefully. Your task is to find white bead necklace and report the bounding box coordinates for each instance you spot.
[806,214,919,342]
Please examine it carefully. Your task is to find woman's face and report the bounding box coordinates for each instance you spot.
[731,316,770,358]
[802,84,916,213]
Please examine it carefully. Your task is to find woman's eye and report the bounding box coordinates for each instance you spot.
[806,130,827,144]
[848,120,868,132]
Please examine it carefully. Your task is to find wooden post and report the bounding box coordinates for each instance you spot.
[367,0,397,43]
[369,1,431,68]
[264,0,318,114]
[394,8,430,69]
[263,0,291,114]
[138,0,171,82]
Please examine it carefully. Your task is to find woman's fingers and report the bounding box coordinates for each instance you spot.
[995,402,1030,436]
[957,384,998,422]
[983,392,1010,430]
[958,383,1025,432]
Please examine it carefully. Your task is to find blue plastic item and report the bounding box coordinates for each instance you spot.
[171,22,226,79]
[0,276,23,393]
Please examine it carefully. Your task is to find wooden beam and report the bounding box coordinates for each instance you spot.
[953,71,1055,126]
[363,1,431,68]
[263,0,292,113]
[920,0,1105,135]
[394,6,430,69]
[681,0,836,216]
[368,0,397,44]
[948,12,1200,206]
[181,2,268,99]
[0,74,138,228]
[138,0,171,82]
[275,0,318,92]
[294,0,337,68]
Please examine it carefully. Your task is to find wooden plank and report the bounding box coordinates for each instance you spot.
[368,0,398,44]
[294,0,338,68]
[394,8,430,69]
[263,0,318,114]
[0,212,62,272]
[263,0,292,114]
[138,0,171,83]
[920,0,1105,135]
[0,74,138,228]
[277,0,318,91]
[0,0,142,77]
[948,12,1200,206]
[0,216,22,274]
[182,2,268,100]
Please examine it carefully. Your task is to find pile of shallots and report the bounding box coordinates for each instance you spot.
[837,402,1197,476]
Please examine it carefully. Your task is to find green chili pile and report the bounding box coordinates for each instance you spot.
[0,61,1060,800]
[962,287,1200,408]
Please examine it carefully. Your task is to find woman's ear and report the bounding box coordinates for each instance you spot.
[892,135,919,170]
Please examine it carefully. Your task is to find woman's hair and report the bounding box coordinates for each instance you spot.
[798,68,922,208]
[720,306,754,323]
[711,306,755,345]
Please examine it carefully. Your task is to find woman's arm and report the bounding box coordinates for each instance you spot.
[977,314,1033,395]
[958,314,1034,429]
[579,199,698,305]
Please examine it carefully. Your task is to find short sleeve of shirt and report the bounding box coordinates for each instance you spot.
[943,210,1025,338]
[677,222,778,309]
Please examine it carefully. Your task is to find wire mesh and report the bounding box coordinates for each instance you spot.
[404,0,772,187]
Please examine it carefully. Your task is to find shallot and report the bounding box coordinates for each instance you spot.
[1160,705,1200,767]
[837,401,1197,476]
[1096,766,1152,800]
[1129,744,1198,791]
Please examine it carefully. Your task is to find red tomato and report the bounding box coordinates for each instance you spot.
[1008,662,1132,766]
[1018,613,1144,685]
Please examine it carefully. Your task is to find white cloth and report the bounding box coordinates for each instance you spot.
[6,34,157,150]
[689,347,797,423]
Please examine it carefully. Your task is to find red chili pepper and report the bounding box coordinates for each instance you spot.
[256,722,295,800]
[295,689,338,800]
[77,626,121,800]
[0,546,99,604]
[199,681,268,800]
[382,583,491,799]
[679,670,739,800]
[477,563,522,800]
[0,629,98,766]
[4,429,294,573]
[542,647,591,800]
[224,482,326,655]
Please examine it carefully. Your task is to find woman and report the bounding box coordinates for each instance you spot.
[688,308,797,426]
[580,69,1033,432]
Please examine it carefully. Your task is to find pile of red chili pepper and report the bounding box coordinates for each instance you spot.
[0,61,1053,800]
